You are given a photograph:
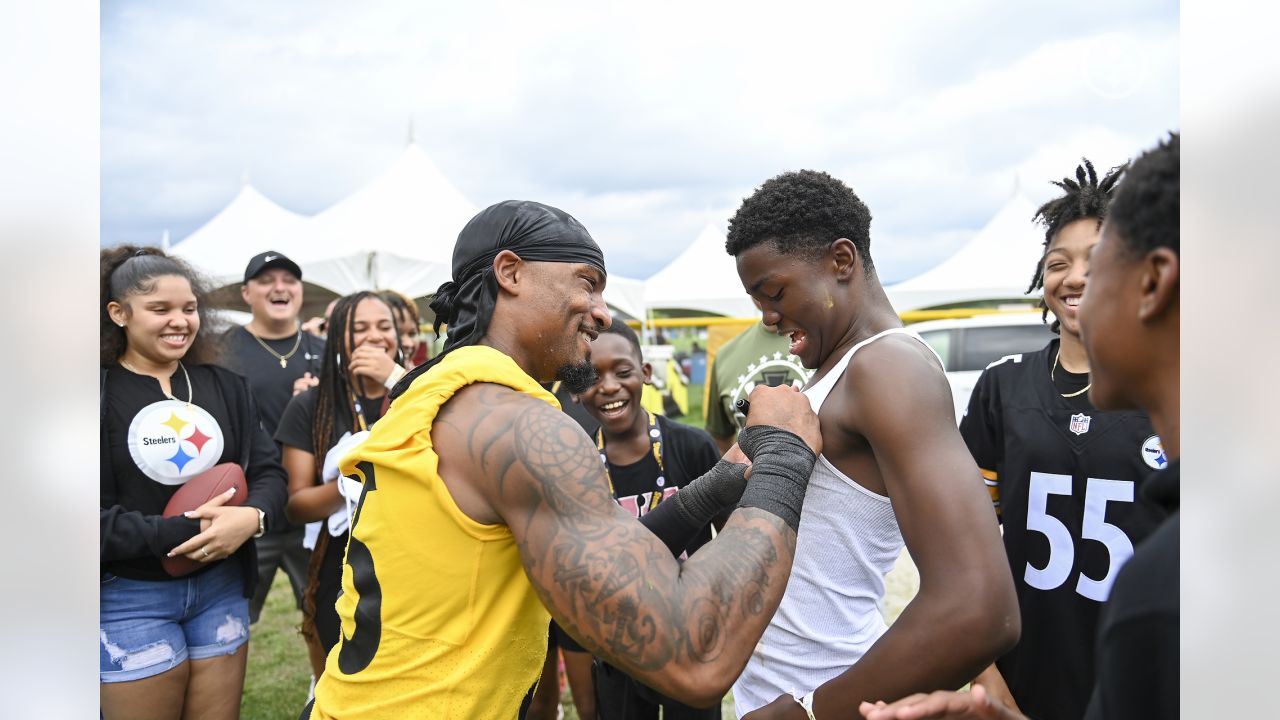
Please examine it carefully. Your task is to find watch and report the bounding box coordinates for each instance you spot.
[252,507,266,539]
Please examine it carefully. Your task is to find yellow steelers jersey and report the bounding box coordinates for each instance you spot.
[309,345,558,720]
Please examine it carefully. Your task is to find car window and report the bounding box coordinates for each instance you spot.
[955,324,1055,371]
[918,329,953,371]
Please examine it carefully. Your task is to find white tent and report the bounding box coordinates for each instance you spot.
[885,191,1042,312]
[643,223,755,318]
[173,143,651,321]
[295,142,474,298]
[172,183,311,285]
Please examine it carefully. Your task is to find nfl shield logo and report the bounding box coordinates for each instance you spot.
[1069,413,1092,435]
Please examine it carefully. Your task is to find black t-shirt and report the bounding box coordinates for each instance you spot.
[1085,462,1179,720]
[221,326,325,436]
[599,415,720,555]
[959,339,1170,720]
[100,363,288,583]
[275,387,386,456]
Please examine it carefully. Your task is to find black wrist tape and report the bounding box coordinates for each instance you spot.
[640,461,748,557]
[736,425,817,532]
[672,460,749,528]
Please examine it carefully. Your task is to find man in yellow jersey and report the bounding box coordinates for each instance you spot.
[303,200,823,719]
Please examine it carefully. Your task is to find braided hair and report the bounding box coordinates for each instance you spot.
[1028,159,1126,331]
[310,291,400,476]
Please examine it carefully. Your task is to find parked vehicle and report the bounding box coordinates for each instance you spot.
[911,313,1057,423]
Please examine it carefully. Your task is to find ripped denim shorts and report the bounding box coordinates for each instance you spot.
[100,560,250,683]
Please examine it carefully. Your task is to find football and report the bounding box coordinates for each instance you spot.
[161,463,248,577]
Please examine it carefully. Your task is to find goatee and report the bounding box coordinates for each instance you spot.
[555,360,598,394]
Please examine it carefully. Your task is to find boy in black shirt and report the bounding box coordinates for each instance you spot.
[572,320,726,720]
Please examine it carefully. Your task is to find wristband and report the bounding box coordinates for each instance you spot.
[671,460,749,527]
[383,364,408,390]
[792,691,817,720]
[736,425,816,532]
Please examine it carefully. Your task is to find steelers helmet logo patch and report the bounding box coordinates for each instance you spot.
[127,399,225,485]
[1141,435,1168,470]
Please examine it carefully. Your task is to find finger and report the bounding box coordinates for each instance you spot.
[168,527,217,557]
[183,504,229,521]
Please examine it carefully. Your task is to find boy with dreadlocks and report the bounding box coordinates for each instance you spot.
[954,159,1169,720]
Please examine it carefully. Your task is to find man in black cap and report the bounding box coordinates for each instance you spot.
[303,200,823,719]
[222,251,325,625]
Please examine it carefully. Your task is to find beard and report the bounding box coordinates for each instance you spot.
[555,359,598,394]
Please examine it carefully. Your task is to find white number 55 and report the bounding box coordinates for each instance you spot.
[1024,472,1135,602]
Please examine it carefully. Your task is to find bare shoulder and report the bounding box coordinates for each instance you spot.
[433,381,607,527]
[841,332,955,435]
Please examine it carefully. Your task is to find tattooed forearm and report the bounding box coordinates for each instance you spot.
[454,388,798,703]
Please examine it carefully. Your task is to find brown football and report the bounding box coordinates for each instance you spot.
[161,463,248,577]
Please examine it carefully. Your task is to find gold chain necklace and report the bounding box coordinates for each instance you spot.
[249,327,302,368]
[1051,349,1091,398]
[121,359,193,411]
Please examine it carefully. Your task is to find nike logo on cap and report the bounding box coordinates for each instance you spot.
[264,255,277,262]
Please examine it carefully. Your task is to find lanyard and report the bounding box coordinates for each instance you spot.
[595,410,666,497]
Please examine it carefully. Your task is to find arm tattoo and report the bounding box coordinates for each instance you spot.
[452,386,796,688]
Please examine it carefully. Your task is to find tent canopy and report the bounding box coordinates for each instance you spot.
[173,183,311,287]
[885,192,1042,312]
[643,223,755,318]
[174,144,647,320]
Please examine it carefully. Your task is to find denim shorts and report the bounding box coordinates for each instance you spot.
[100,560,250,683]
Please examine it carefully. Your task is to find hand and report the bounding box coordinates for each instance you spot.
[859,685,1025,720]
[293,372,319,396]
[724,442,753,481]
[742,694,809,719]
[743,384,821,456]
[348,345,397,384]
[301,316,325,337]
[167,489,260,563]
[970,665,1021,715]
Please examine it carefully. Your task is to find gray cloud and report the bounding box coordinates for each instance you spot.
[102,1,1178,282]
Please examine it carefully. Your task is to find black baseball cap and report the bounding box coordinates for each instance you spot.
[243,251,303,283]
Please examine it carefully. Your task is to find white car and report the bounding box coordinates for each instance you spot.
[911,313,1058,424]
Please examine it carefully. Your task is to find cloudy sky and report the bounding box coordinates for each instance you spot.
[102,1,1178,283]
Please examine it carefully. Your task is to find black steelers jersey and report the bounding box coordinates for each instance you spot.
[959,339,1169,720]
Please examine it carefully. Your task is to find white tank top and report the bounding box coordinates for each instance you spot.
[733,328,942,716]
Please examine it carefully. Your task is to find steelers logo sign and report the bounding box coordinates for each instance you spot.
[127,399,224,485]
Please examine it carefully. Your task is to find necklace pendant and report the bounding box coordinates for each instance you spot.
[280,358,288,369]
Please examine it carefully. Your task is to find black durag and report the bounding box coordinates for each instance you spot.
[389,200,607,402]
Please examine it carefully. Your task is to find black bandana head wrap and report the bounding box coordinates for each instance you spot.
[389,200,607,401]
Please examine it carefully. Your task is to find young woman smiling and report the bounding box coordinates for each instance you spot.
[100,246,287,720]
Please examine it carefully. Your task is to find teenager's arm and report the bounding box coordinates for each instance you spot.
[433,382,819,707]
[797,347,1018,718]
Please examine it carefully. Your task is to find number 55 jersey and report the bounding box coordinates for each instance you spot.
[959,338,1168,720]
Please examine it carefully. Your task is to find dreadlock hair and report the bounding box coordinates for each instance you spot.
[1028,158,1127,332]
[726,169,875,274]
[1107,133,1179,259]
[310,291,400,477]
[599,318,643,362]
[100,244,224,366]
